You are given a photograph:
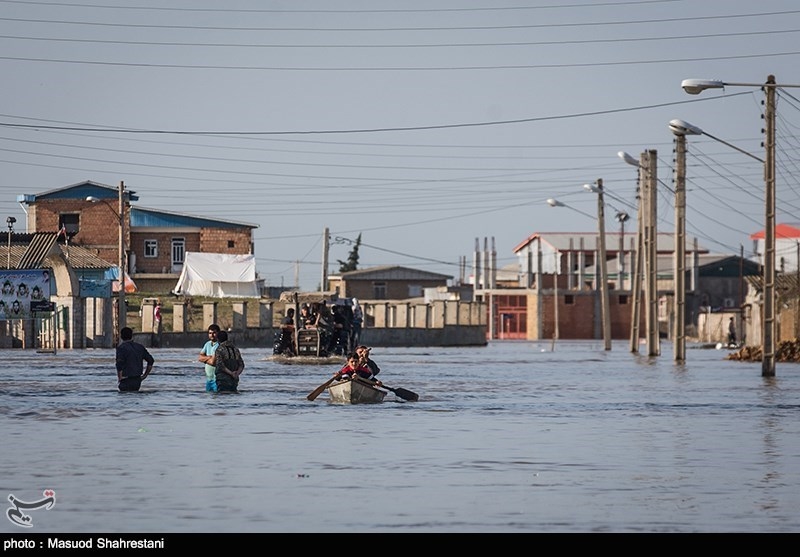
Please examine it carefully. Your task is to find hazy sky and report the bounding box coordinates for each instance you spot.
[2,0,800,291]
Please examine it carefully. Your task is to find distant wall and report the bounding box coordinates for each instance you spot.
[127,299,487,349]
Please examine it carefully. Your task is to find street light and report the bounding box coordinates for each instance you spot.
[584,180,612,351]
[6,216,15,269]
[667,120,700,363]
[86,181,127,335]
[680,75,800,377]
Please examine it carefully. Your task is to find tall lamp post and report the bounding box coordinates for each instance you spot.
[87,181,127,335]
[669,118,766,361]
[680,75,800,376]
[6,216,15,269]
[584,180,612,350]
[667,119,699,362]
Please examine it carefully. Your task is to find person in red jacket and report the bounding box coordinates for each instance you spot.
[334,353,382,387]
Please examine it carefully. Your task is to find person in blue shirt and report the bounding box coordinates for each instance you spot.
[198,324,221,392]
[115,327,154,392]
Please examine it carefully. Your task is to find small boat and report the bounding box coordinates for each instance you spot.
[327,377,387,404]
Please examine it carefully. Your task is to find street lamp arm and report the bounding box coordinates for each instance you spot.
[700,130,765,163]
[682,78,800,94]
[86,196,122,222]
[669,118,764,162]
[546,198,595,221]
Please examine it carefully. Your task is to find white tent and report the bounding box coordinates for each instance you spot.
[173,252,260,298]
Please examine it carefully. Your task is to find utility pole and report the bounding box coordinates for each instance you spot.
[321,227,329,293]
[673,135,687,362]
[593,179,612,350]
[118,181,126,332]
[644,150,660,356]
[552,251,559,351]
[630,171,644,353]
[616,211,629,290]
[763,75,777,377]
[796,242,799,339]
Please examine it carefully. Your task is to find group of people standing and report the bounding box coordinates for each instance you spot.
[114,324,245,393]
[198,324,245,392]
[274,297,364,358]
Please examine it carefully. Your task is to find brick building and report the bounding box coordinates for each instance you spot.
[17,181,259,294]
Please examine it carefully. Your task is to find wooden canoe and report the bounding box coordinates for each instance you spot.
[327,377,387,404]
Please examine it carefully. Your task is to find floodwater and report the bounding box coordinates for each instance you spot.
[1,341,798,533]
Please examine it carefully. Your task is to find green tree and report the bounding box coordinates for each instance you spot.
[337,233,361,273]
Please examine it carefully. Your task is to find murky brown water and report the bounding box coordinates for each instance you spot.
[2,341,798,533]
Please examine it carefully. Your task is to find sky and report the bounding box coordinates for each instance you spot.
[2,0,800,291]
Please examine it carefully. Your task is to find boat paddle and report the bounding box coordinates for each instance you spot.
[382,384,419,402]
[353,375,418,402]
[306,376,337,401]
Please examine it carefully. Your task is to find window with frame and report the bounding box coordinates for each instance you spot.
[372,282,387,299]
[144,240,158,258]
[59,213,80,236]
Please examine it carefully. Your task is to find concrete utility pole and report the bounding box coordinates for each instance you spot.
[321,227,329,292]
[673,134,687,362]
[118,180,126,332]
[616,211,629,290]
[630,170,644,353]
[763,75,777,377]
[589,179,612,350]
[643,150,660,357]
[796,242,800,339]
[552,251,559,351]
[620,150,645,353]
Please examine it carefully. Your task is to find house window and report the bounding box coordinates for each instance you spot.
[372,282,387,299]
[227,240,235,248]
[565,295,575,305]
[144,240,158,258]
[408,284,422,297]
[59,213,80,236]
